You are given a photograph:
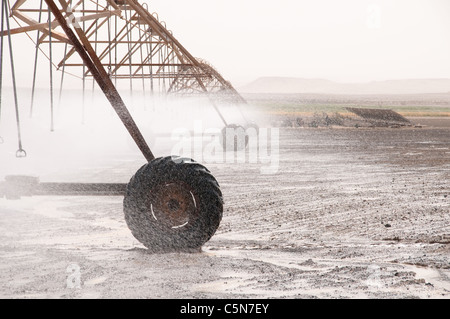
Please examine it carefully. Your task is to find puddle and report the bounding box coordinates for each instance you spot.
[84,276,108,286]
[403,264,450,292]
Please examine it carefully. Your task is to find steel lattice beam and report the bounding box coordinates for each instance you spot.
[2,0,246,104]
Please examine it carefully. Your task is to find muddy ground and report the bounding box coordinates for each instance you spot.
[0,118,449,299]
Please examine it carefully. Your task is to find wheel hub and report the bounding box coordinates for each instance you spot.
[148,182,198,229]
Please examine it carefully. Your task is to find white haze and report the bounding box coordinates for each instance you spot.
[2,0,450,88]
[3,0,450,87]
[1,0,449,181]
[148,0,450,85]
[0,86,250,182]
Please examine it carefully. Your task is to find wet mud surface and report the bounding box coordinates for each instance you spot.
[0,123,449,298]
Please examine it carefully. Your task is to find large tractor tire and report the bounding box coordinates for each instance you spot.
[123,156,223,252]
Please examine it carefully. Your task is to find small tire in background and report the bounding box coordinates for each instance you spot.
[244,122,259,134]
[221,124,248,151]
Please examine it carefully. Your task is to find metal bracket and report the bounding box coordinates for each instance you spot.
[0,175,127,199]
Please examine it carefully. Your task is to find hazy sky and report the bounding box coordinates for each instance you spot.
[146,0,450,85]
[3,0,450,87]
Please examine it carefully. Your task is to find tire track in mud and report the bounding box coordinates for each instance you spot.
[0,126,448,298]
[204,127,449,298]
[214,128,449,244]
[200,245,450,298]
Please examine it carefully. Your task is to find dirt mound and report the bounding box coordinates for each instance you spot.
[346,108,412,127]
[272,109,415,129]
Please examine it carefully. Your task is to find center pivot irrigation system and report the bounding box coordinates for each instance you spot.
[0,0,257,252]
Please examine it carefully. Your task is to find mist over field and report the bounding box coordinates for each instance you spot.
[0,86,251,181]
[0,0,449,301]
[239,77,450,95]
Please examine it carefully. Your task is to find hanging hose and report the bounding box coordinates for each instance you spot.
[137,17,145,101]
[124,7,133,96]
[93,1,99,94]
[48,7,54,132]
[81,0,85,124]
[106,2,111,77]
[58,0,72,107]
[0,0,4,144]
[30,0,43,118]
[58,42,67,106]
[3,0,26,157]
[114,14,118,87]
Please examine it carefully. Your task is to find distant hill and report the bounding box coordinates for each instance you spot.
[238,77,450,95]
